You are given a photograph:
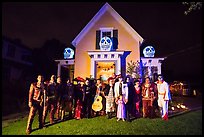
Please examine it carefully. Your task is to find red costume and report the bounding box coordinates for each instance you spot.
[74,99,83,120]
[133,85,142,117]
[141,81,157,118]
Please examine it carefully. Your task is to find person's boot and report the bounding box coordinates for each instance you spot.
[162,113,168,121]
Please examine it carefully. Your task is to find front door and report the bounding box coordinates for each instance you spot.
[96,61,115,82]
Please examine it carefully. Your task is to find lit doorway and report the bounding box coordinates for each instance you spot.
[61,64,74,82]
[96,61,115,82]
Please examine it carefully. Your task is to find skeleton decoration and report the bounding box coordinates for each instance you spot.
[99,36,113,51]
[143,46,155,57]
[64,48,74,59]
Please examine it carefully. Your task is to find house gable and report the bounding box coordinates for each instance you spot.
[72,2,144,47]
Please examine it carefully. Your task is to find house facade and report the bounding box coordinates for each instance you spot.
[55,3,164,82]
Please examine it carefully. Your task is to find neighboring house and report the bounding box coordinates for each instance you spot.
[2,36,33,82]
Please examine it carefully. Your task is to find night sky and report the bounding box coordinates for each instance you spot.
[2,2,202,85]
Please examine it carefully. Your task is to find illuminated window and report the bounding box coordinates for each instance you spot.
[100,27,113,39]
[96,28,118,50]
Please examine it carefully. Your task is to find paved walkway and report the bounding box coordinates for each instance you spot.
[173,95,202,110]
[168,94,202,118]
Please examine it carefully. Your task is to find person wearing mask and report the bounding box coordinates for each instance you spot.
[155,74,171,121]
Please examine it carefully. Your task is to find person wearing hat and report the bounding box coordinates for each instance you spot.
[155,74,171,120]
[133,79,142,118]
[103,77,116,119]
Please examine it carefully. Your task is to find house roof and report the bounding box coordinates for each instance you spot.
[71,2,144,47]
[3,35,32,51]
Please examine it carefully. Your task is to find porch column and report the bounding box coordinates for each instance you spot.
[57,63,61,77]
[158,59,163,75]
[116,57,121,75]
[148,59,152,79]
[90,58,95,78]
[158,64,162,74]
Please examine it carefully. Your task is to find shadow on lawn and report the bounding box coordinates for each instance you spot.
[31,118,69,133]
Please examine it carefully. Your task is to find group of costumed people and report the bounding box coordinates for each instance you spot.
[26,73,171,135]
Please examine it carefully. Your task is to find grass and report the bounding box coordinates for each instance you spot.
[2,110,202,135]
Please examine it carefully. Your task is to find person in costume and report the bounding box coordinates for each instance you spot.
[116,95,126,121]
[103,77,115,119]
[141,76,157,118]
[55,76,65,120]
[26,75,45,135]
[155,74,171,121]
[114,75,128,120]
[124,76,134,121]
[74,78,84,120]
[133,79,142,118]
[42,75,57,125]
[93,78,106,116]
[82,79,93,118]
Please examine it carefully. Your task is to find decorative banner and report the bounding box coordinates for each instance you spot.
[64,48,74,59]
[99,36,113,51]
[143,46,155,57]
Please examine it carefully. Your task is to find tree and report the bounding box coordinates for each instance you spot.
[182,2,202,15]
[126,60,142,79]
[32,38,70,79]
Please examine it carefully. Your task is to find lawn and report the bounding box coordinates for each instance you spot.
[2,110,202,135]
